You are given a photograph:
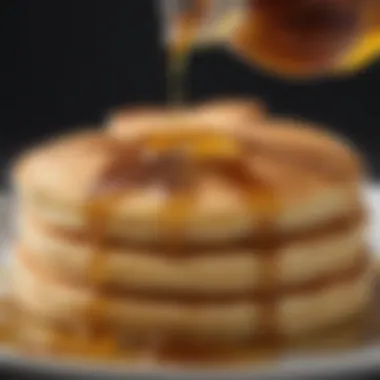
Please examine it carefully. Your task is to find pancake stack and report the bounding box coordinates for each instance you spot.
[11,101,372,359]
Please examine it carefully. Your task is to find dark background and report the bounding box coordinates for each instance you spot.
[187,46,380,176]
[0,2,380,378]
[0,0,166,162]
[1,0,380,173]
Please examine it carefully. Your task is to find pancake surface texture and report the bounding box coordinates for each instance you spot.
[12,101,372,355]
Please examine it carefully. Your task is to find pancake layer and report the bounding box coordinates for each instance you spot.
[18,213,365,292]
[13,247,371,340]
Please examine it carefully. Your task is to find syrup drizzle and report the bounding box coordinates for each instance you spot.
[83,136,200,358]
[77,131,281,357]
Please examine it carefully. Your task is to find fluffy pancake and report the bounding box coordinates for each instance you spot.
[13,248,372,340]
[13,117,363,243]
[18,213,365,292]
[11,104,371,349]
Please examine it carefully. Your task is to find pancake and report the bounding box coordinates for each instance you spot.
[13,248,372,340]
[14,117,363,242]
[11,103,371,353]
[18,212,364,292]
[107,100,265,140]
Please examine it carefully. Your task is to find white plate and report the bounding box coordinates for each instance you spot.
[1,185,380,379]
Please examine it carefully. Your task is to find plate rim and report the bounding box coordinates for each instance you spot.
[0,344,379,379]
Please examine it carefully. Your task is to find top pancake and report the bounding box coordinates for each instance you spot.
[13,103,364,242]
[107,99,265,140]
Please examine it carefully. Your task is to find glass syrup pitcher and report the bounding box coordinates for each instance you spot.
[160,0,380,102]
